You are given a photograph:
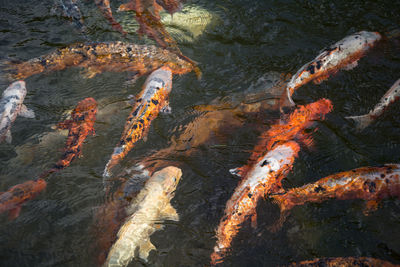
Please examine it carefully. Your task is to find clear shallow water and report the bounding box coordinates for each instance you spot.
[0,0,400,266]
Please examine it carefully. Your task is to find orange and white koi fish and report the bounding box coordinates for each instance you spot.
[211,99,333,265]
[286,257,400,267]
[346,78,400,130]
[270,164,400,231]
[4,42,199,80]
[42,97,97,176]
[0,81,35,144]
[94,0,127,35]
[103,67,172,179]
[284,31,381,106]
[0,179,47,220]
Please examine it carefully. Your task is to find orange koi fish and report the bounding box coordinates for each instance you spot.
[235,98,333,178]
[286,257,400,267]
[270,164,400,231]
[211,99,333,265]
[94,0,127,35]
[4,42,199,80]
[103,66,172,179]
[0,179,47,220]
[283,31,381,106]
[42,97,97,175]
[118,0,162,17]
[346,78,400,130]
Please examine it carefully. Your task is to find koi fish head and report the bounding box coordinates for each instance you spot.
[74,97,97,114]
[143,66,173,97]
[2,80,26,98]
[156,166,182,195]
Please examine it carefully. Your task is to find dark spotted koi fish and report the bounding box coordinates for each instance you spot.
[4,42,199,80]
[269,164,400,232]
[286,257,400,267]
[103,66,172,180]
[346,78,400,130]
[0,81,35,144]
[0,179,47,220]
[283,31,381,106]
[211,99,333,265]
[94,0,127,35]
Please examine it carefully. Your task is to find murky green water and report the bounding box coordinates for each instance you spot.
[0,0,400,266]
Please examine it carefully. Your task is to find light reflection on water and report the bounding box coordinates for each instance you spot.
[0,0,400,266]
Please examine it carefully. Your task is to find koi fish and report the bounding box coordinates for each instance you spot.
[235,98,333,177]
[103,67,172,179]
[57,0,87,35]
[286,257,400,267]
[4,42,199,81]
[284,31,381,106]
[211,99,333,265]
[104,166,182,266]
[0,81,35,144]
[346,78,400,130]
[41,97,97,176]
[0,179,47,220]
[94,0,127,35]
[118,2,183,57]
[269,164,400,232]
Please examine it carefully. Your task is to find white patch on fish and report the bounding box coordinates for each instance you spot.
[104,166,182,266]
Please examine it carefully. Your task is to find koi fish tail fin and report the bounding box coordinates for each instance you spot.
[345,114,372,131]
[210,247,225,266]
[268,194,290,232]
[0,59,20,82]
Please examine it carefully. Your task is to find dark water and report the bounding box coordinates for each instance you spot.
[0,0,400,266]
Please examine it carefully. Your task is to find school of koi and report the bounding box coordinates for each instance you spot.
[0,1,400,266]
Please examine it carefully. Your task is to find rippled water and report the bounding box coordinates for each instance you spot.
[0,0,400,266]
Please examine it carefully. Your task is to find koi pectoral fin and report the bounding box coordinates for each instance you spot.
[363,200,379,216]
[343,60,358,71]
[5,130,12,143]
[251,212,258,229]
[160,101,171,114]
[19,104,35,118]
[8,206,22,220]
[268,210,290,233]
[138,239,156,261]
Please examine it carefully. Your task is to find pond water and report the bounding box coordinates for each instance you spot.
[0,0,400,266]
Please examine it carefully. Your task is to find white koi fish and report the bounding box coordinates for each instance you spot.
[346,78,400,130]
[104,166,182,266]
[0,81,35,143]
[284,31,381,106]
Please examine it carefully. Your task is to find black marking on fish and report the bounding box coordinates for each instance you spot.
[261,160,268,167]
[314,185,326,193]
[306,64,315,74]
[139,119,144,124]
[151,99,159,105]
[133,124,138,129]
